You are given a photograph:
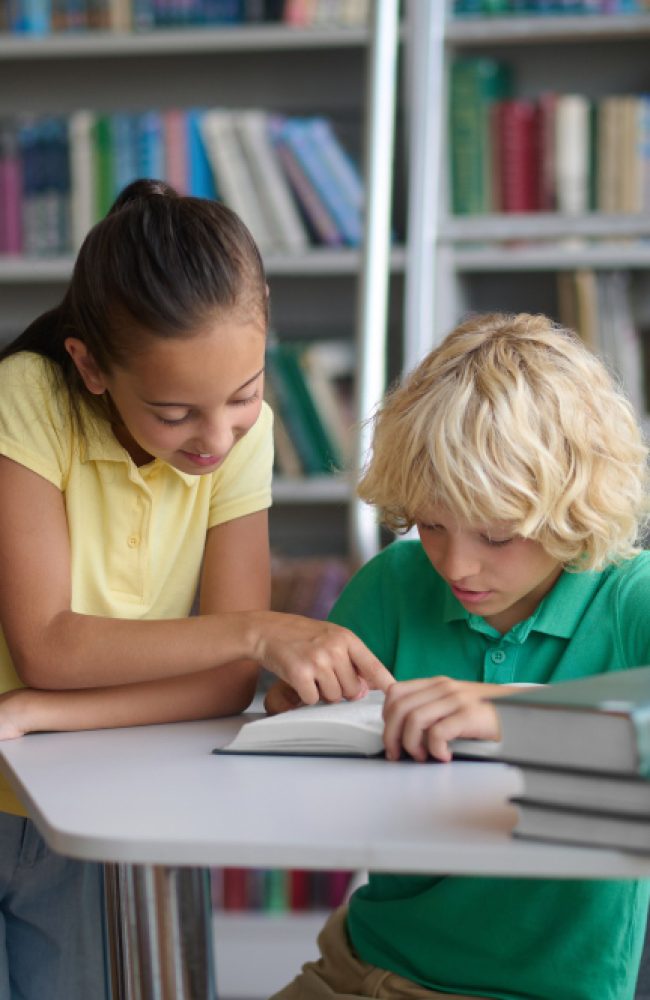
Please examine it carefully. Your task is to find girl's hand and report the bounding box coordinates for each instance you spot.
[382,676,512,763]
[251,613,394,706]
[0,689,31,741]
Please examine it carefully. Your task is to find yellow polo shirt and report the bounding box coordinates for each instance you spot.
[0,351,273,814]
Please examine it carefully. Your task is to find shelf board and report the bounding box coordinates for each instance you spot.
[445,13,650,45]
[0,24,370,60]
[272,475,351,504]
[0,247,406,283]
[442,213,650,243]
[452,242,650,272]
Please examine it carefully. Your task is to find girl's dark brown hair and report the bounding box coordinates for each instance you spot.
[0,179,268,413]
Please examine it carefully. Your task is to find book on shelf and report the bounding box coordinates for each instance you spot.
[0,119,22,255]
[493,98,541,213]
[453,1,650,15]
[265,339,344,476]
[232,109,311,254]
[270,115,364,246]
[511,799,650,853]
[556,269,647,415]
[0,106,364,257]
[449,57,513,215]
[295,339,356,470]
[492,667,650,776]
[211,865,354,913]
[68,109,97,251]
[449,55,650,218]
[199,108,276,255]
[1,0,368,35]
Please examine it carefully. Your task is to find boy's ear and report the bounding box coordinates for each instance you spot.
[64,338,107,395]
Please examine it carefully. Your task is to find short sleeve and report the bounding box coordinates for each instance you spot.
[208,401,274,528]
[614,554,650,668]
[0,353,72,488]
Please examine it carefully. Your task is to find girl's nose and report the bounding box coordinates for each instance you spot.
[193,417,234,458]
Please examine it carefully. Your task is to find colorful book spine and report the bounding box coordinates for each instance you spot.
[450,57,512,214]
[212,867,355,912]
[0,121,23,254]
[273,116,363,246]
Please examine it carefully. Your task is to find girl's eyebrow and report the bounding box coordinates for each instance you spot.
[144,367,265,407]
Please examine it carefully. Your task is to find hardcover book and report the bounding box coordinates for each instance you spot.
[492,667,650,776]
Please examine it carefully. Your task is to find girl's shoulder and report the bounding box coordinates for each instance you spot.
[0,350,61,397]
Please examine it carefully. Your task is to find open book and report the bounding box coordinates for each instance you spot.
[216,691,500,759]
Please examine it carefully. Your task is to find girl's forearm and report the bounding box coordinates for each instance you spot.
[3,661,259,738]
[17,609,265,690]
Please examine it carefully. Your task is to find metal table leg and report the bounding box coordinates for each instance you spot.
[104,864,217,1000]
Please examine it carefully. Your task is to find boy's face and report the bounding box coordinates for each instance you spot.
[416,506,562,634]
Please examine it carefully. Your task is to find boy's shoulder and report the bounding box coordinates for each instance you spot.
[363,539,439,587]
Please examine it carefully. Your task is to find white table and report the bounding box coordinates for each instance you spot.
[2,713,650,999]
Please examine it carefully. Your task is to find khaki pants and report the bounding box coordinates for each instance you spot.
[268,905,491,1000]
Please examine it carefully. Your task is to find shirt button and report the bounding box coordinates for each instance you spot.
[490,650,506,664]
[127,535,140,548]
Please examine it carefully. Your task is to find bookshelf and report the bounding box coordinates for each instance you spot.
[0,13,407,560]
[402,1,650,439]
[0,14,401,994]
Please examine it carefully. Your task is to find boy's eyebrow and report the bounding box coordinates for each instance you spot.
[143,367,265,407]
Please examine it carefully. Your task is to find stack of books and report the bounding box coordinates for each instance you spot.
[489,667,650,852]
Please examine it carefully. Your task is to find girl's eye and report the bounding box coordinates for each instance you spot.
[231,391,260,407]
[156,414,190,426]
[483,535,513,548]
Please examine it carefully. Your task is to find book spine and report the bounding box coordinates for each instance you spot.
[265,342,328,475]
[233,109,310,254]
[185,108,217,200]
[0,120,23,255]
[269,115,341,247]
[199,108,275,253]
[449,57,512,214]
[495,99,541,212]
[555,93,591,214]
[274,116,362,245]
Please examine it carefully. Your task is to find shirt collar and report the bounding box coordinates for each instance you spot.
[442,567,603,642]
[79,405,197,487]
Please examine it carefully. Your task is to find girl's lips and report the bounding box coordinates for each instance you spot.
[180,451,223,468]
[450,584,493,603]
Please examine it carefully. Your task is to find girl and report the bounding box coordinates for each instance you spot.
[0,179,391,999]
[268,312,650,1000]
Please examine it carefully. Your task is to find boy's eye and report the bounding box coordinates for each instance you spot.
[483,535,513,547]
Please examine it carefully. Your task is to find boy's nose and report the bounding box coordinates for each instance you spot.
[439,540,481,582]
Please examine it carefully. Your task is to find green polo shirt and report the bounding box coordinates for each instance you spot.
[329,540,650,1000]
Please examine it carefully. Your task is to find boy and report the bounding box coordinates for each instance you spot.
[267,312,650,1000]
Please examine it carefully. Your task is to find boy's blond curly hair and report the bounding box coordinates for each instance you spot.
[358,313,649,570]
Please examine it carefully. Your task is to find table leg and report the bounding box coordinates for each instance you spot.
[104,863,217,1000]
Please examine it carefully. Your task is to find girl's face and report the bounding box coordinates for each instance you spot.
[66,316,266,475]
[416,506,562,634]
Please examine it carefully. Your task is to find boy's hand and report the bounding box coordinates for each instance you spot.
[263,680,303,716]
[382,677,513,763]
[251,612,394,707]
